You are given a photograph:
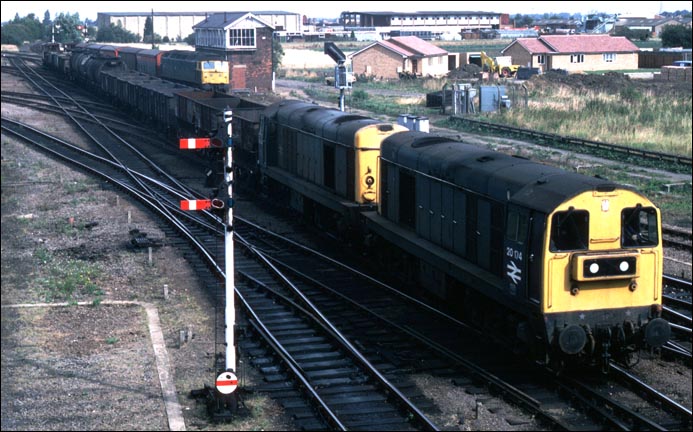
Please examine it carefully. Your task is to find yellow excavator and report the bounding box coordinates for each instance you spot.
[480,51,521,78]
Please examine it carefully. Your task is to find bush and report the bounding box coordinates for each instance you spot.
[352,89,369,101]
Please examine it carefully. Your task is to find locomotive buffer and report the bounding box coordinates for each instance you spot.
[180,108,239,421]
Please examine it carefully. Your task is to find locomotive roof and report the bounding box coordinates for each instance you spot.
[161,50,226,61]
[264,100,385,146]
[381,131,627,213]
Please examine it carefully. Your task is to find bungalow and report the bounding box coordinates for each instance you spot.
[349,36,449,79]
[501,34,639,73]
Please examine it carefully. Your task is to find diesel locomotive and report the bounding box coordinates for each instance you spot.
[37,43,670,372]
[362,131,668,371]
[255,101,668,371]
[44,42,230,90]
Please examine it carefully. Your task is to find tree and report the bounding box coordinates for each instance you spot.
[272,37,284,73]
[1,13,43,45]
[13,13,43,40]
[141,16,162,43]
[52,12,84,43]
[660,24,692,49]
[512,14,534,28]
[1,23,32,45]
[43,10,52,40]
[183,32,196,46]
[144,16,153,42]
[614,27,651,41]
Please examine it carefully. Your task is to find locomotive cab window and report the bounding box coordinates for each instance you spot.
[506,210,529,243]
[202,61,222,70]
[621,206,659,247]
[550,209,589,252]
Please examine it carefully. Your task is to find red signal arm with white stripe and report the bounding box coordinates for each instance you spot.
[179,138,211,149]
[180,199,212,211]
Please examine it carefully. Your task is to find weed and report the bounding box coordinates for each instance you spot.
[351,89,369,101]
[34,247,52,264]
[36,257,103,302]
[64,180,94,194]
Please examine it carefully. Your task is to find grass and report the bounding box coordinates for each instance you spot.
[497,84,692,157]
[292,68,692,158]
[33,249,104,303]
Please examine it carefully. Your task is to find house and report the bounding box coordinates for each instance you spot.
[193,12,275,91]
[349,36,449,79]
[501,35,639,73]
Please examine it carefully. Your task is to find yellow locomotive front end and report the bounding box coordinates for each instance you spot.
[541,187,668,369]
[199,60,230,85]
[353,124,407,204]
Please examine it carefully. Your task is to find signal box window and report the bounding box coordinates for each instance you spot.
[229,29,255,48]
[550,209,589,252]
[621,206,659,247]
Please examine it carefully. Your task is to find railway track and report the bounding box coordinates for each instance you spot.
[663,224,693,250]
[447,116,692,171]
[3,56,691,430]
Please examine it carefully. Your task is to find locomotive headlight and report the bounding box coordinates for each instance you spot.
[573,254,638,281]
[365,175,375,188]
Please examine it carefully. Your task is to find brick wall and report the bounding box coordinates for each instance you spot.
[228,27,274,91]
[352,45,405,79]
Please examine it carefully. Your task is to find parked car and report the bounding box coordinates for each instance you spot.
[672,60,692,67]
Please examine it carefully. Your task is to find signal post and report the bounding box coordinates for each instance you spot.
[180,108,239,421]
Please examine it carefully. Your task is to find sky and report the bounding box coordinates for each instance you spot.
[1,1,691,23]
